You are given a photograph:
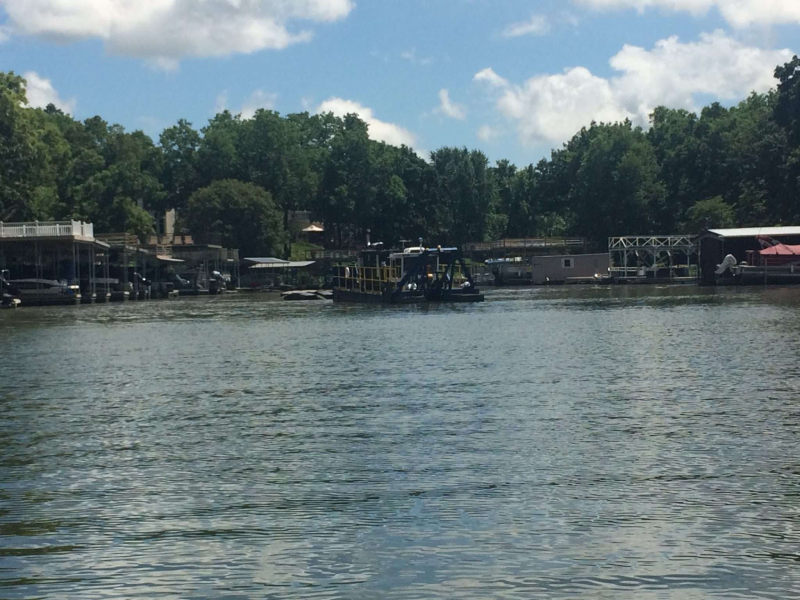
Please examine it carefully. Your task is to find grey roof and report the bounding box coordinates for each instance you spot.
[249,261,316,270]
[245,257,290,264]
[706,227,800,239]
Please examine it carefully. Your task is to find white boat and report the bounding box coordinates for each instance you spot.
[7,279,81,305]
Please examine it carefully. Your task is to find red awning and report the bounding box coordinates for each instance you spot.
[759,243,800,256]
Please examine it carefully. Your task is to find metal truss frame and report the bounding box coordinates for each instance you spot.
[608,235,698,279]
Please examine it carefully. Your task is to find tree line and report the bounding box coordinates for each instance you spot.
[1,57,799,256]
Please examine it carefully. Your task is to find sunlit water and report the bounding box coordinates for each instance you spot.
[1,286,800,599]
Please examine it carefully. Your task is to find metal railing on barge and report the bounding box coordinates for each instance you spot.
[333,264,469,295]
[463,237,587,253]
[306,249,361,260]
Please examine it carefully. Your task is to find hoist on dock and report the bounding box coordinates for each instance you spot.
[332,243,484,304]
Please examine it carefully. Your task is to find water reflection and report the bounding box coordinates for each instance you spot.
[1,287,800,598]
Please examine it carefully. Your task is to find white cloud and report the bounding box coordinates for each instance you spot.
[494,66,630,146]
[0,25,10,43]
[240,90,278,119]
[610,31,791,123]
[434,89,467,120]
[315,97,418,148]
[213,89,278,118]
[473,68,509,89]
[502,14,551,38]
[400,48,433,66]
[573,0,800,28]
[23,71,75,113]
[560,11,581,27]
[477,30,793,146]
[477,125,501,142]
[214,91,229,114]
[0,0,355,68]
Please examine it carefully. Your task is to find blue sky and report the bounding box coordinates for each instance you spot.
[1,0,798,166]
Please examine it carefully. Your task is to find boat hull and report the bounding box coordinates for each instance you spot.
[14,293,80,306]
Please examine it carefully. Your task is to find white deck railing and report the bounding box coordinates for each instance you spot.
[0,220,95,239]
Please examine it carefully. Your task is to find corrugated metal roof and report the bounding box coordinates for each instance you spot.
[156,255,185,263]
[707,227,800,238]
[245,257,289,264]
[249,261,316,269]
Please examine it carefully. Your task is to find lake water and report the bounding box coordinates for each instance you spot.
[2,286,800,599]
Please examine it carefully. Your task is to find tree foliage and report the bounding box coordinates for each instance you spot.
[684,196,735,231]
[3,57,800,254]
[186,180,284,257]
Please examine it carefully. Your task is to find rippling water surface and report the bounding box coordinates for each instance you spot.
[2,286,800,599]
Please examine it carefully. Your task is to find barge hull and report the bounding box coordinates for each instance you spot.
[332,289,484,304]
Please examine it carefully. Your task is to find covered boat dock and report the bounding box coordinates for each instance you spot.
[243,258,317,289]
[699,227,800,285]
[0,221,111,305]
[609,236,698,283]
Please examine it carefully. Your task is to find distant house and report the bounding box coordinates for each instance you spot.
[531,253,609,285]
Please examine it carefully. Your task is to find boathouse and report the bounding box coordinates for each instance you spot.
[698,227,800,285]
[242,257,317,289]
[0,221,111,305]
[531,253,609,285]
[96,233,186,300]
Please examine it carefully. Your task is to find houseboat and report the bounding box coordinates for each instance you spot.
[332,245,484,304]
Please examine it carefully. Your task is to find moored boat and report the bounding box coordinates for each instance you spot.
[6,278,80,306]
[1,270,21,308]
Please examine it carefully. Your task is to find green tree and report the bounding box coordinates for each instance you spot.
[775,56,800,144]
[774,57,800,221]
[0,72,38,220]
[314,114,372,247]
[430,147,497,244]
[186,180,285,256]
[160,119,201,214]
[197,111,243,186]
[684,196,735,231]
[557,121,666,243]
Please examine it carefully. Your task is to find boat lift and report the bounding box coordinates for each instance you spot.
[394,247,480,302]
[333,246,484,303]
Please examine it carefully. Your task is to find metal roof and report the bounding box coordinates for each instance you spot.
[250,261,316,269]
[156,255,185,263]
[245,257,289,264]
[706,227,800,239]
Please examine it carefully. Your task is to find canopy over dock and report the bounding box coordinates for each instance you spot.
[699,227,800,284]
[0,221,111,304]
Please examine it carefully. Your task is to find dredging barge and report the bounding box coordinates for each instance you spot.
[332,245,484,304]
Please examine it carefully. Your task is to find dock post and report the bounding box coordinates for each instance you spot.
[142,252,148,300]
[622,244,627,280]
[123,250,129,299]
[77,242,81,292]
[35,241,41,290]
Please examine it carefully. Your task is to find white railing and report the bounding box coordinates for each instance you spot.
[609,235,697,250]
[0,220,94,239]
[464,237,587,252]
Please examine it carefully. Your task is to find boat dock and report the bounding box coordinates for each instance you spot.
[0,221,240,308]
